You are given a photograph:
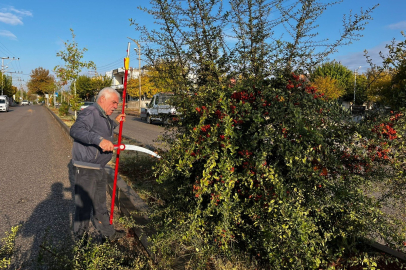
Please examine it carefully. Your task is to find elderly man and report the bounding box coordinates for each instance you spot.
[70,87,126,241]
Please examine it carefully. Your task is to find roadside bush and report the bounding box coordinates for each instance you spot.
[58,101,70,116]
[0,225,20,269]
[37,234,153,270]
[152,74,406,269]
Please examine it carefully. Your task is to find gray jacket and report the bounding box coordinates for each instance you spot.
[70,103,118,169]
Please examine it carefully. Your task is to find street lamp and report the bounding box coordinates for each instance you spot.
[353,66,361,105]
[133,42,142,115]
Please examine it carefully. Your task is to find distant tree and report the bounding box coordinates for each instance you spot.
[74,74,112,101]
[311,61,353,99]
[54,29,95,116]
[91,75,112,95]
[127,71,162,99]
[127,77,141,99]
[1,73,10,96]
[74,75,93,100]
[366,69,393,105]
[146,63,184,94]
[353,73,368,105]
[365,31,406,109]
[311,76,343,100]
[388,33,406,108]
[10,85,18,97]
[27,67,55,96]
[1,74,15,97]
[140,72,160,97]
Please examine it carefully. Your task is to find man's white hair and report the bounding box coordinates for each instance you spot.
[96,87,120,101]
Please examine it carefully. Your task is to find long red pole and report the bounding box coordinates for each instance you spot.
[110,42,130,224]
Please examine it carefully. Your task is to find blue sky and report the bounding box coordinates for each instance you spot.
[0,0,405,91]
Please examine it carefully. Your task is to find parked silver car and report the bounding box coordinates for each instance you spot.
[80,102,94,111]
[0,96,9,112]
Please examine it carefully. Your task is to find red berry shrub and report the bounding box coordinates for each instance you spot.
[152,74,406,268]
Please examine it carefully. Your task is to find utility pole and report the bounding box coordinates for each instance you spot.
[16,77,24,102]
[353,66,361,106]
[128,37,142,115]
[5,71,21,101]
[1,57,19,95]
[134,42,142,115]
[5,71,21,83]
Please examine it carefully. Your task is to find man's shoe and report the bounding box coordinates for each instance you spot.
[109,230,126,241]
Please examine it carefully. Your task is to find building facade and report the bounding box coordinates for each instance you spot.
[105,67,145,101]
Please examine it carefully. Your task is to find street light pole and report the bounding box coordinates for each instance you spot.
[128,37,142,115]
[353,66,361,105]
[133,42,142,115]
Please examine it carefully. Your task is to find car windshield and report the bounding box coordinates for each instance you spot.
[0,100,5,104]
[84,102,93,106]
[159,95,173,104]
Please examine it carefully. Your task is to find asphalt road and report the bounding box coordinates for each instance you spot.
[110,111,168,149]
[0,105,74,269]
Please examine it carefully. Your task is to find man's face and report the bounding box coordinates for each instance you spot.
[98,92,119,115]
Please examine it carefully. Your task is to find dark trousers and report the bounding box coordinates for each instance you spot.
[73,167,115,237]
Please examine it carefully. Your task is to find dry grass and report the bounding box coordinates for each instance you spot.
[49,107,76,127]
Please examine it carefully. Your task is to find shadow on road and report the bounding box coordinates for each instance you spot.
[129,116,145,123]
[11,180,74,269]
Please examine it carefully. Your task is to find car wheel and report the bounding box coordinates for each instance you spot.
[146,115,152,124]
[163,115,172,125]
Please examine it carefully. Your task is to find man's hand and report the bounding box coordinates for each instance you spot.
[116,114,126,122]
[99,139,114,152]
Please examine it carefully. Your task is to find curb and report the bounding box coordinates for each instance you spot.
[368,241,406,261]
[45,106,152,255]
[46,107,73,143]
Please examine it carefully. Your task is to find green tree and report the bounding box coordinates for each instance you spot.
[74,75,93,100]
[75,74,112,101]
[2,75,15,97]
[0,77,17,98]
[311,61,353,99]
[365,31,406,109]
[26,67,55,96]
[54,29,95,117]
[353,73,368,105]
[10,86,17,99]
[383,32,406,109]
[91,74,112,95]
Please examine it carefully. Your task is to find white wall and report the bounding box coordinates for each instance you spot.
[126,100,150,109]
